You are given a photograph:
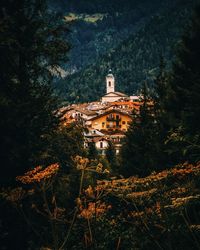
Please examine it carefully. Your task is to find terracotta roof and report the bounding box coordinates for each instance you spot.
[86,137,110,143]
[92,137,109,143]
[110,101,141,109]
[111,101,140,105]
[88,109,132,121]
[75,108,97,116]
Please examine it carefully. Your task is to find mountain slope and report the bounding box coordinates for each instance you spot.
[49,0,181,74]
[60,0,174,73]
[56,0,199,103]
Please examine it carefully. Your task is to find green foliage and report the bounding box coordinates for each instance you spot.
[1,1,200,250]
[151,56,174,167]
[49,0,166,15]
[165,5,200,162]
[63,0,169,73]
[106,141,116,167]
[41,124,86,171]
[120,83,160,177]
[87,141,98,160]
[0,0,70,185]
[105,141,120,174]
[56,0,198,103]
[120,3,200,174]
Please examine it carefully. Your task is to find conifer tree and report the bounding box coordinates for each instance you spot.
[120,83,157,177]
[153,56,168,121]
[151,56,173,167]
[88,141,98,159]
[166,5,200,162]
[106,140,117,170]
[0,0,70,185]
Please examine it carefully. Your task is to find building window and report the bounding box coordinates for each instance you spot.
[122,121,126,124]
[108,81,111,87]
[100,142,103,148]
[102,122,105,128]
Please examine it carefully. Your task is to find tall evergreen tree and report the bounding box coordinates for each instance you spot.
[151,56,173,167]
[106,140,117,171]
[120,83,158,177]
[0,0,70,185]
[165,5,200,162]
[88,140,98,159]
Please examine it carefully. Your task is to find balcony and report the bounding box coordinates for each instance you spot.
[106,116,121,122]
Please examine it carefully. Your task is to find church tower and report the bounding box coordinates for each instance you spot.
[106,69,115,93]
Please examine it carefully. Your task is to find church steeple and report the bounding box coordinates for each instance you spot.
[106,69,115,93]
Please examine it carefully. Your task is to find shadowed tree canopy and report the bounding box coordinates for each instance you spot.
[120,83,158,177]
[0,0,70,185]
[167,5,200,129]
[165,5,200,162]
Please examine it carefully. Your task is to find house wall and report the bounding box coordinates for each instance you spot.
[90,112,132,132]
[95,140,108,149]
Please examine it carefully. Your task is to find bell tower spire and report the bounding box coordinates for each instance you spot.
[106,69,115,93]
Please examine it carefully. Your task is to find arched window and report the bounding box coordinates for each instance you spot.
[108,81,111,87]
[100,142,103,148]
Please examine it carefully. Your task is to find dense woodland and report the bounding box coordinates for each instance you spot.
[55,0,199,103]
[58,0,173,72]
[1,0,200,249]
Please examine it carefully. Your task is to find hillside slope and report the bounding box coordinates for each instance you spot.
[52,0,173,73]
[56,0,198,103]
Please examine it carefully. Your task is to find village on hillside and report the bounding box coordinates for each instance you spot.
[60,70,142,155]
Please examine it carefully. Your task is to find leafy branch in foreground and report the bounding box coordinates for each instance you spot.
[0,0,70,185]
